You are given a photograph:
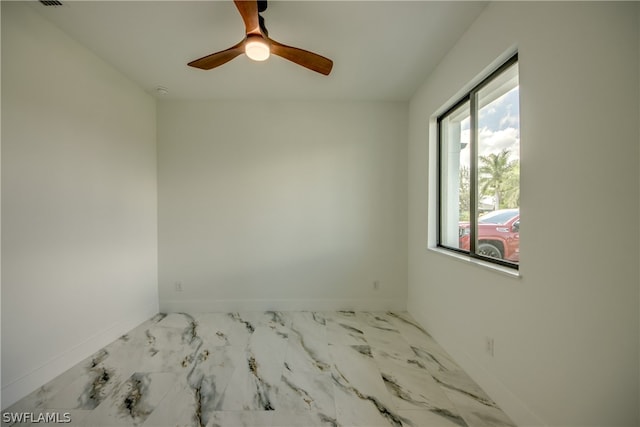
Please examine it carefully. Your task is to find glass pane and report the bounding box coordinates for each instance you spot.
[476,62,520,263]
[440,101,470,251]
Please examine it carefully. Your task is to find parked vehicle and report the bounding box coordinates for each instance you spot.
[459,209,519,263]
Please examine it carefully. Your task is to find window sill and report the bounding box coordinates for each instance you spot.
[428,247,521,279]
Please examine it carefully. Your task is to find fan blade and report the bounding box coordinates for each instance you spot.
[188,40,245,70]
[234,0,261,35]
[269,39,333,75]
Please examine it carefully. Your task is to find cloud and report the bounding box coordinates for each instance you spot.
[458,127,519,168]
[453,87,520,168]
[499,112,519,129]
[479,127,519,160]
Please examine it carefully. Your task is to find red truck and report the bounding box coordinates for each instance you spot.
[459,209,520,263]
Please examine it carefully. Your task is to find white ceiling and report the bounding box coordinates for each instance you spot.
[29,1,487,101]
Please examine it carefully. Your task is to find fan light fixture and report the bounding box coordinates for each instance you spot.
[187,0,333,75]
[245,37,270,61]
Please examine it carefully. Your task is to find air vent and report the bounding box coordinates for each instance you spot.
[39,1,63,6]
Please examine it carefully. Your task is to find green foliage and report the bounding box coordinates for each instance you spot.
[459,166,470,220]
[457,149,519,216]
[501,161,520,208]
[478,148,519,210]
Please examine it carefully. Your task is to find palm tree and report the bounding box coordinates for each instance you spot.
[501,161,520,208]
[479,149,518,210]
[459,166,470,220]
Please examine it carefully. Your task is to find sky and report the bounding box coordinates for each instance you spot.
[459,86,520,168]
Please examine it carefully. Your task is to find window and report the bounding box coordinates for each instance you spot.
[437,54,520,269]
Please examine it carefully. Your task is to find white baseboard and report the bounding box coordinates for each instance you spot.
[1,303,159,410]
[446,345,547,426]
[407,309,546,427]
[2,298,405,410]
[159,298,406,313]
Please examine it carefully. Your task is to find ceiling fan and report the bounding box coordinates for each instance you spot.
[188,0,333,76]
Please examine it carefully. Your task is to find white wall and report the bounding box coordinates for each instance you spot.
[1,2,159,408]
[1,0,4,406]
[158,100,407,312]
[408,2,639,426]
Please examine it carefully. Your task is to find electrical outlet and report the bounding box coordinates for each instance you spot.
[485,337,494,357]
[175,281,183,292]
[373,280,380,291]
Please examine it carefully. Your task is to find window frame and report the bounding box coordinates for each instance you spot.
[436,53,519,270]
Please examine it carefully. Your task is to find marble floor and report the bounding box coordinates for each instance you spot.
[3,311,516,427]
